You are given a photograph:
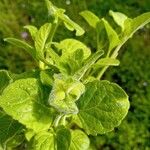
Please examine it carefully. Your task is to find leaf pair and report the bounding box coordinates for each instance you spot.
[31,126,89,150]
[80,10,150,58]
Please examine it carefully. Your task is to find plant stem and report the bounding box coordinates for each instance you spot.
[97,44,123,79]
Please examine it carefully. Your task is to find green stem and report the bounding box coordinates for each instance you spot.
[97,44,123,79]
[96,30,100,51]
[53,114,63,127]
[47,22,59,44]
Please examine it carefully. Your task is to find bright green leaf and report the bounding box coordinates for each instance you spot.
[31,126,71,150]
[4,38,36,60]
[73,50,104,80]
[77,80,129,135]
[45,0,84,36]
[24,25,38,40]
[102,18,120,52]
[31,131,55,150]
[93,58,120,70]
[69,130,90,150]
[40,69,54,86]
[0,78,55,132]
[122,12,150,43]
[80,10,100,28]
[109,10,128,31]
[35,23,52,59]
[58,39,91,60]
[0,70,12,94]
[49,75,85,114]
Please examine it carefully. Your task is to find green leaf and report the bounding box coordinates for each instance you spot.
[24,25,38,40]
[40,69,54,86]
[80,10,100,28]
[31,126,71,150]
[57,39,91,60]
[0,78,55,132]
[56,126,71,150]
[102,18,120,52]
[73,50,104,80]
[45,0,84,36]
[31,131,55,150]
[96,20,108,50]
[35,23,52,59]
[122,12,150,43]
[58,49,84,75]
[93,58,120,70]
[69,130,90,150]
[77,80,129,135]
[0,70,12,94]
[0,110,23,147]
[4,38,36,60]
[109,10,128,31]
[49,75,85,114]
[62,15,85,36]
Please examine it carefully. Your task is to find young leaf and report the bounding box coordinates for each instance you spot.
[93,58,120,70]
[77,80,129,135]
[73,50,104,80]
[4,38,36,60]
[102,18,120,52]
[45,0,84,36]
[122,12,150,43]
[49,75,85,114]
[0,70,12,94]
[0,110,23,147]
[57,39,91,60]
[109,10,128,31]
[69,130,90,150]
[24,25,38,40]
[35,23,52,59]
[80,10,100,28]
[31,126,71,150]
[56,126,71,150]
[40,69,54,86]
[31,131,55,150]
[0,78,55,132]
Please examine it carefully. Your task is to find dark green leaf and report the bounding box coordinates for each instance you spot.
[0,110,23,147]
[56,126,71,150]
[0,70,12,94]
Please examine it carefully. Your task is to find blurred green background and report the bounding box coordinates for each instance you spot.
[0,0,150,149]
